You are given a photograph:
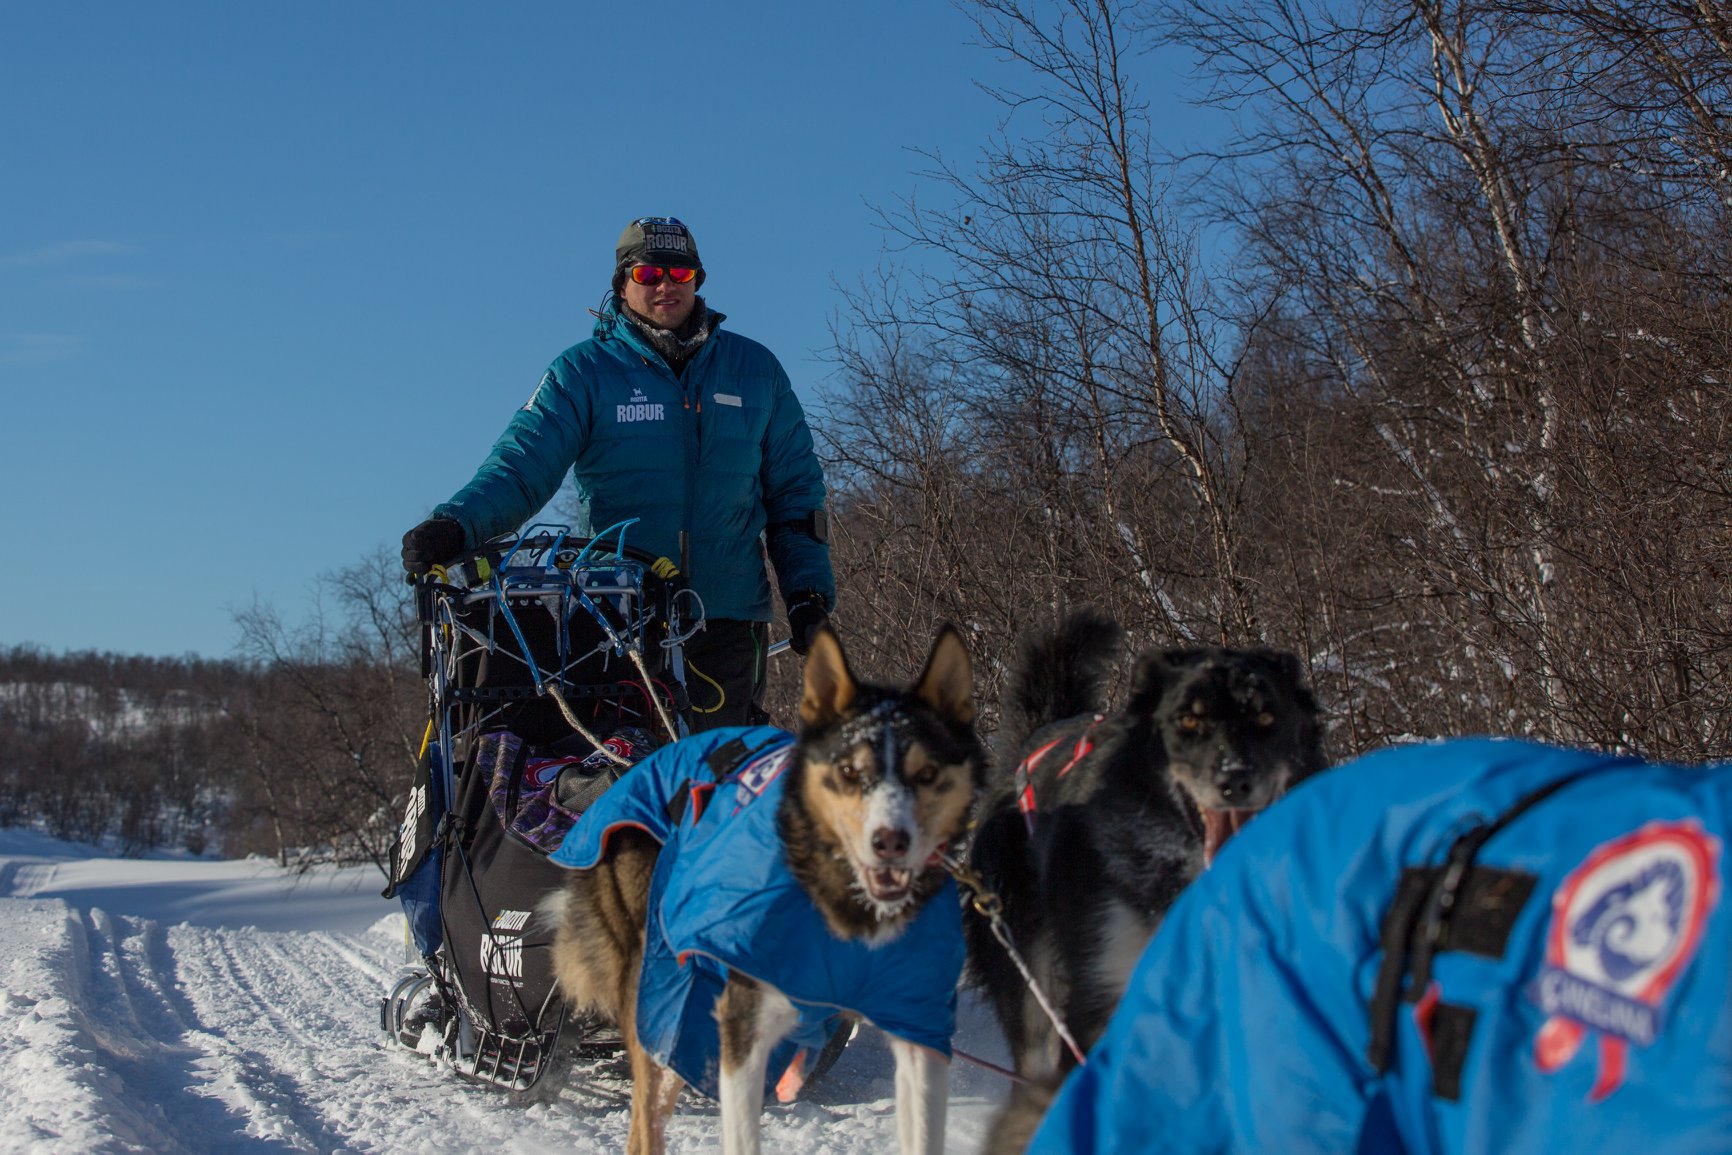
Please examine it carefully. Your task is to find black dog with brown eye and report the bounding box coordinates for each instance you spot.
[965,609,1326,1152]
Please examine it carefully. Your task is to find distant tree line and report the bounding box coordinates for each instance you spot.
[0,647,237,855]
[0,551,422,866]
[8,0,1727,861]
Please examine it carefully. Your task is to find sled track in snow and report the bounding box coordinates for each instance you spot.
[76,908,203,1066]
[0,887,996,1153]
[33,906,342,1154]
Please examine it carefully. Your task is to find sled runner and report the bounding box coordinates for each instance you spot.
[381,522,700,1093]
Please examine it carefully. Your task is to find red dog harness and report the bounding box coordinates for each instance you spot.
[1015,715,1106,836]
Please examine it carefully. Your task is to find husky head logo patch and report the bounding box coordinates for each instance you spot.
[731,746,794,812]
[1530,820,1720,1100]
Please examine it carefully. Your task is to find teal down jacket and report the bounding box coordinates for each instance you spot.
[433,299,834,621]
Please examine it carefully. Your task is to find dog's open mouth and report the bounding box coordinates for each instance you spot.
[1201,808,1259,866]
[863,865,915,904]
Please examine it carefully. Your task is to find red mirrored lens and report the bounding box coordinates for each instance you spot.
[629,265,697,286]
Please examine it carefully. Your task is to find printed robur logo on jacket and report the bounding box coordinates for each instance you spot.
[617,387,665,423]
[481,909,532,982]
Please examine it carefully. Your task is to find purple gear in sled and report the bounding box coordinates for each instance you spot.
[478,727,655,853]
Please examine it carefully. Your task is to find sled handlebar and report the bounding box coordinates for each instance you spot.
[409,527,674,587]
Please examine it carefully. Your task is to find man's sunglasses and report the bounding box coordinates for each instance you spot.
[629,265,699,286]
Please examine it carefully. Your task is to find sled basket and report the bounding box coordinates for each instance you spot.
[384,523,700,1093]
[421,522,700,747]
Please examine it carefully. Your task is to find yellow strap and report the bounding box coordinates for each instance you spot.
[416,718,435,761]
[686,657,726,714]
[652,556,681,580]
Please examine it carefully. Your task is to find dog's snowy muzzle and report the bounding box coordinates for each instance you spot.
[864,865,916,903]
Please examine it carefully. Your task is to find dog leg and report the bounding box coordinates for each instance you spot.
[620,975,685,1155]
[1089,899,1155,1011]
[1065,898,1155,1056]
[1013,934,1067,1084]
[621,957,684,1155]
[716,973,799,1155]
[547,834,678,1155]
[640,1059,683,1155]
[889,1037,948,1154]
[983,1078,1056,1155]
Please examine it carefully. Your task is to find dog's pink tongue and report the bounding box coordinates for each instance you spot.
[1202,809,1257,867]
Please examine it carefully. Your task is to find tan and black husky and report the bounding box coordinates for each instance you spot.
[546,624,984,1155]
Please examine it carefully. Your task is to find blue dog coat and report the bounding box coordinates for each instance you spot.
[552,725,964,1098]
[1029,738,1732,1154]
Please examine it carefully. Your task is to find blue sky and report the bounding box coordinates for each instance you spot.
[2,2,1219,658]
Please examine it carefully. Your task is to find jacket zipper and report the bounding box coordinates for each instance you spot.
[683,385,698,573]
[632,332,713,585]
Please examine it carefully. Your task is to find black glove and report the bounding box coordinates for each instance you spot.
[401,517,466,577]
[786,592,830,657]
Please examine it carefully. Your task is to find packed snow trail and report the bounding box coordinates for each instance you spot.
[0,833,1006,1153]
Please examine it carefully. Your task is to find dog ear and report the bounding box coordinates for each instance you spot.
[1257,650,1320,714]
[1273,651,1328,774]
[1124,648,1189,713]
[799,624,857,728]
[914,624,975,725]
[1261,648,1305,686]
[1249,648,1329,776]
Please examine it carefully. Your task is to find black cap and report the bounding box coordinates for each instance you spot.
[615,216,701,271]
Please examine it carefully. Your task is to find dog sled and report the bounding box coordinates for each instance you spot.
[381,521,700,1094]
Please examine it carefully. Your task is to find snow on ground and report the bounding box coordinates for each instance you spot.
[0,829,1012,1153]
